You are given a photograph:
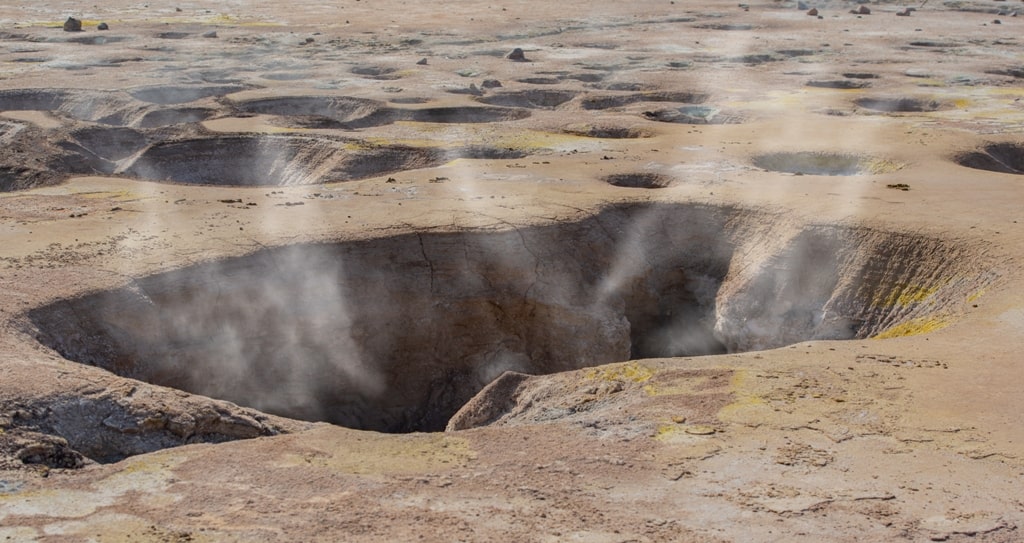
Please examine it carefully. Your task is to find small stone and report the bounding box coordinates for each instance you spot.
[416,57,428,65]
[97,22,109,30]
[897,8,912,16]
[993,19,1002,23]
[858,5,871,14]
[202,30,218,38]
[481,79,502,88]
[806,8,818,16]
[63,17,83,32]
[506,47,527,61]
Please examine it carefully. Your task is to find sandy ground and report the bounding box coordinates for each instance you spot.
[0,0,1023,541]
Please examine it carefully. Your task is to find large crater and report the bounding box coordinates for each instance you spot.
[29,203,991,434]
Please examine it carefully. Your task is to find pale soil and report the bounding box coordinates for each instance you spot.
[0,0,1023,541]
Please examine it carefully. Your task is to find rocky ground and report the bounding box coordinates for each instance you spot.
[0,0,1023,541]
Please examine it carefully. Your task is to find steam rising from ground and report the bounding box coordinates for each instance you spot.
[30,204,992,432]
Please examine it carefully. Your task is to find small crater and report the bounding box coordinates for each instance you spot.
[581,91,709,110]
[600,82,659,92]
[121,135,445,186]
[806,80,871,90]
[0,89,70,111]
[642,106,743,125]
[954,143,1024,175]
[603,172,673,189]
[389,97,431,104]
[561,73,606,83]
[129,85,247,105]
[908,40,959,48]
[260,72,312,81]
[350,65,400,80]
[728,54,777,65]
[406,106,531,123]
[156,32,191,39]
[854,97,949,113]
[843,72,881,80]
[753,152,903,176]
[137,107,215,128]
[446,146,530,160]
[0,88,140,125]
[475,90,578,109]
[516,77,561,85]
[563,124,652,139]
[777,49,816,58]
[68,126,148,164]
[64,35,130,45]
[232,96,388,128]
[694,23,754,31]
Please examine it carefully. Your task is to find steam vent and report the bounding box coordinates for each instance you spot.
[1,1,1023,541]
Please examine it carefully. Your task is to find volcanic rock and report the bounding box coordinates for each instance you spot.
[506,47,527,61]
[63,17,83,32]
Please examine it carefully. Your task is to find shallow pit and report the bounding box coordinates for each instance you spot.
[954,142,1024,175]
[603,172,672,188]
[753,152,902,176]
[121,135,445,186]
[29,203,992,439]
[854,97,949,113]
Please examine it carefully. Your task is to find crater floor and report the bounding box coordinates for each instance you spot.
[1,1,1023,541]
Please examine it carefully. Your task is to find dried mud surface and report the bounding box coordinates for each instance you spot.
[1,0,1024,541]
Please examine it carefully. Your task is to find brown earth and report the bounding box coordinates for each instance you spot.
[1,0,1023,541]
